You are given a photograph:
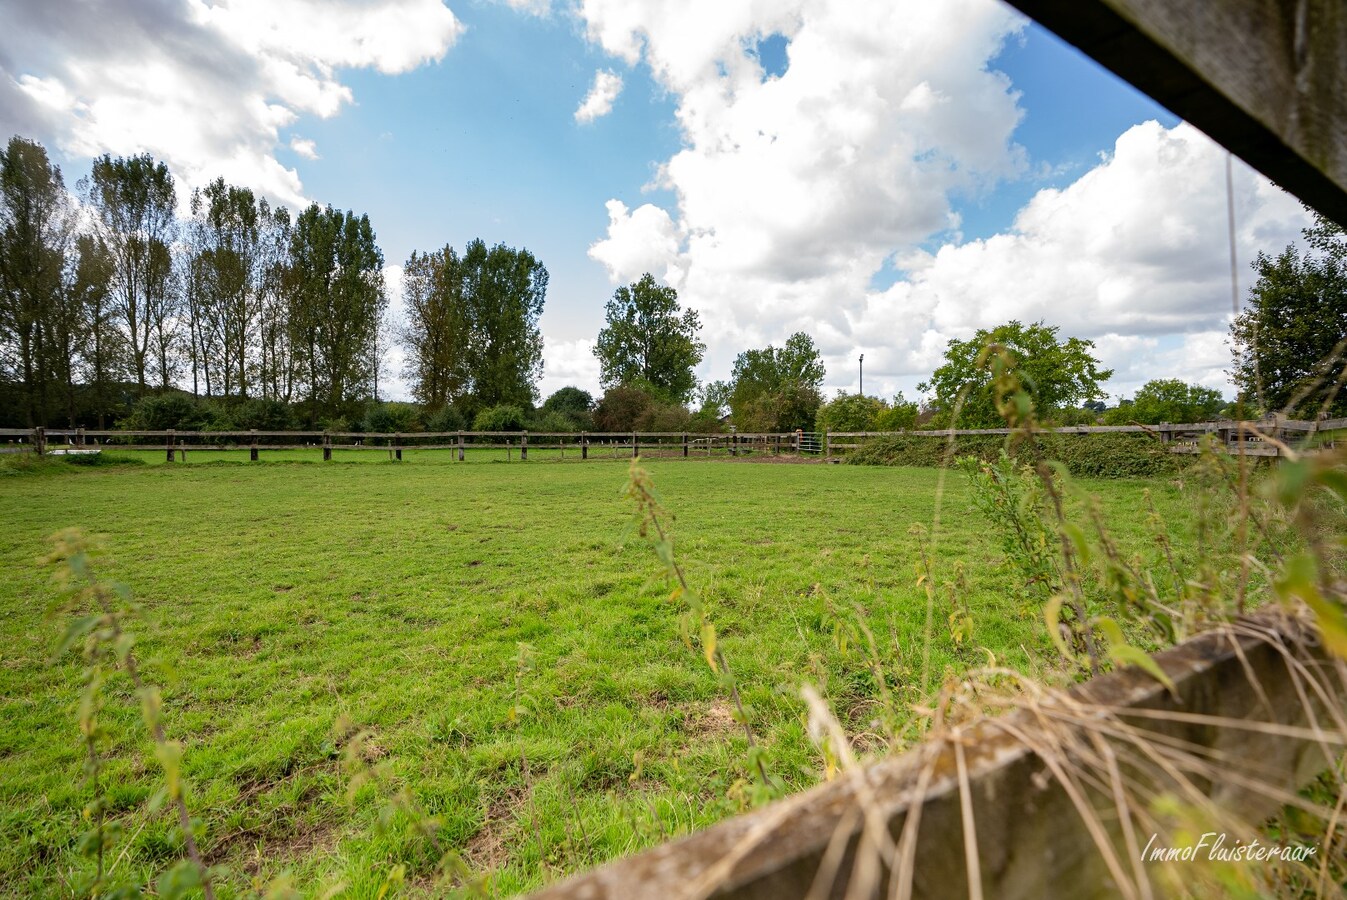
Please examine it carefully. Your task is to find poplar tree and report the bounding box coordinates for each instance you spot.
[83,153,178,393]
[0,136,73,426]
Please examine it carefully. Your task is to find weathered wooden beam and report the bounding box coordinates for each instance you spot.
[1002,0,1347,225]
[529,612,1335,900]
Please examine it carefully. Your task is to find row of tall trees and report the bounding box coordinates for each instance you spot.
[0,134,387,427]
[399,239,548,418]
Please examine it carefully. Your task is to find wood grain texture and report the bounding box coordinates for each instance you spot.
[1004,0,1347,225]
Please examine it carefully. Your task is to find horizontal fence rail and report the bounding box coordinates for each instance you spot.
[0,428,810,462]
[1,415,1338,462]
[528,611,1338,899]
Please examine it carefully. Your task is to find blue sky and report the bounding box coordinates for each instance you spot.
[0,0,1307,402]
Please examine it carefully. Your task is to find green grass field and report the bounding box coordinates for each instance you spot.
[0,454,1203,897]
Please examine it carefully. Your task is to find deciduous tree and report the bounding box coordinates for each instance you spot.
[84,153,178,393]
[1104,379,1225,424]
[187,178,264,398]
[288,204,386,422]
[728,332,825,432]
[0,136,73,425]
[1230,213,1347,417]
[919,321,1112,428]
[399,240,547,415]
[594,273,703,404]
[400,245,470,410]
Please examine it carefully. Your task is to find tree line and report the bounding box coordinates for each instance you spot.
[0,136,398,428]
[556,210,1346,434]
[4,129,1342,434]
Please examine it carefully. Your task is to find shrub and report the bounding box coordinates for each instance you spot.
[541,387,595,430]
[533,411,578,433]
[425,405,466,433]
[646,404,693,432]
[120,393,211,431]
[231,398,296,431]
[873,393,919,431]
[816,393,885,432]
[593,386,655,432]
[847,431,1183,478]
[473,404,528,432]
[363,401,422,434]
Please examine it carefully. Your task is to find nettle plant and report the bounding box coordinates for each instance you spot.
[953,345,1314,682]
[624,459,780,801]
[44,529,217,900]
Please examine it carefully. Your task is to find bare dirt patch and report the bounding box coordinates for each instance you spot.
[685,699,738,737]
[465,787,525,873]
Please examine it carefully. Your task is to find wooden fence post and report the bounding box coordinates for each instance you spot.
[323,433,332,462]
[34,426,45,456]
[731,433,738,456]
[457,431,465,462]
[395,432,403,461]
[824,431,831,459]
[582,432,588,459]
[521,431,528,461]
[250,429,259,461]
[167,429,176,463]
[632,431,638,458]
[683,432,689,457]
[76,427,85,448]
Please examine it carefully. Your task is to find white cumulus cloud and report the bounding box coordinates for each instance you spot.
[577,1,1308,402]
[289,136,319,160]
[574,69,624,123]
[1,0,465,208]
[846,121,1308,399]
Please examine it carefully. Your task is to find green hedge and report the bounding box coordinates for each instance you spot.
[845,432,1184,478]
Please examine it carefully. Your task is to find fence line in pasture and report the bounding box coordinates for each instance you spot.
[0,427,808,462]
[2,414,1338,463]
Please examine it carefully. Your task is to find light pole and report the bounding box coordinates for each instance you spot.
[859,353,864,397]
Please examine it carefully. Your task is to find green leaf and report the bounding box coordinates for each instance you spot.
[1044,595,1071,659]
[139,685,162,734]
[1061,522,1092,567]
[1275,459,1312,508]
[1303,590,1347,659]
[1108,643,1177,694]
[1316,467,1347,504]
[701,621,718,672]
[1093,616,1125,648]
[155,859,202,899]
[52,614,101,661]
[153,740,183,799]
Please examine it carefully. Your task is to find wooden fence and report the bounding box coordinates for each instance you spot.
[0,427,805,462]
[528,611,1340,899]
[825,414,1341,458]
[3,415,1339,463]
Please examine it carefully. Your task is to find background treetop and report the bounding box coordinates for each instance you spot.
[727,331,826,432]
[919,320,1112,429]
[1230,211,1347,418]
[594,273,704,405]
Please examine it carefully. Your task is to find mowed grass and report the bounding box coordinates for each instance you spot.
[0,454,1202,897]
